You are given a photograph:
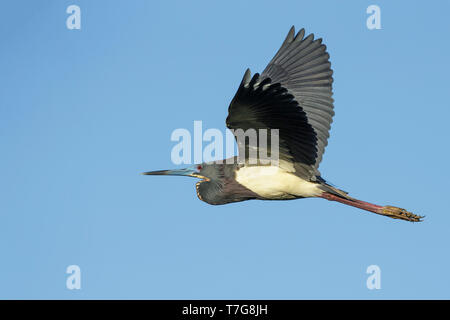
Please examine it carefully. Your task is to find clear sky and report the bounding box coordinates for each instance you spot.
[1,0,449,299]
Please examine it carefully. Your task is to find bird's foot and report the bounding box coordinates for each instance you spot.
[380,205,424,222]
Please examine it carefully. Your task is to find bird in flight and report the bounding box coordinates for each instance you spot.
[143,26,422,222]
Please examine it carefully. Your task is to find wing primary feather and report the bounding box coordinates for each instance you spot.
[261,27,335,173]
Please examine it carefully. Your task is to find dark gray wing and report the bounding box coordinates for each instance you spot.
[226,69,318,179]
[261,26,334,172]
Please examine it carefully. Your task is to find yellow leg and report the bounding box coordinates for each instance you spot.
[381,206,424,222]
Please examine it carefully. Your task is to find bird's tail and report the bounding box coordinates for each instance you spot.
[318,182,353,200]
[318,183,423,222]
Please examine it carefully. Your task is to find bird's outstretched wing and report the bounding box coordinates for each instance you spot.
[261,26,334,172]
[226,69,318,179]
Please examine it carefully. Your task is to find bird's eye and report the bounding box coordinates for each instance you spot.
[197,165,202,171]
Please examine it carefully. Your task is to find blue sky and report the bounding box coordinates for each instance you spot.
[1,0,449,299]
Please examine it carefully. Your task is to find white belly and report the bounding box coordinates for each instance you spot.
[235,166,322,199]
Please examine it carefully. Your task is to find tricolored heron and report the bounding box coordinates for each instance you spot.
[143,26,422,222]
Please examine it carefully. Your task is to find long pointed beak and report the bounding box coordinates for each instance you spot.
[141,167,199,178]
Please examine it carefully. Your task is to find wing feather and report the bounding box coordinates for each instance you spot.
[261,27,335,171]
[227,70,318,179]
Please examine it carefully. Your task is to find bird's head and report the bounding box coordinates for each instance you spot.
[142,161,257,205]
